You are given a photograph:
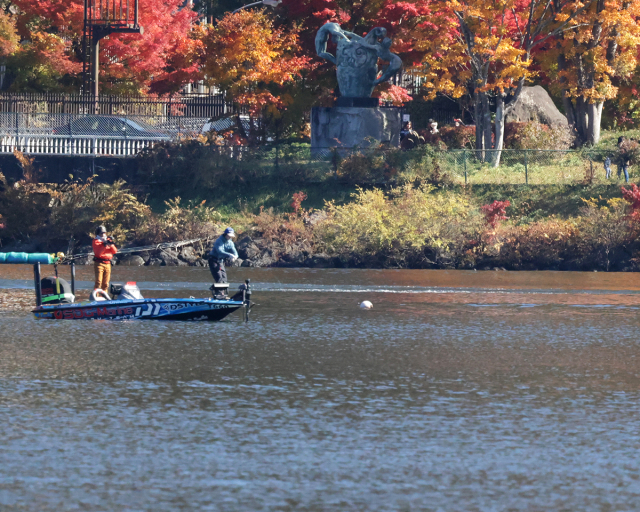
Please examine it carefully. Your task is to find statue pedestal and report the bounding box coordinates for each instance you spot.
[335,97,379,107]
[311,106,401,152]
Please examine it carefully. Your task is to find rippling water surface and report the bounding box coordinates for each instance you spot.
[2,265,640,511]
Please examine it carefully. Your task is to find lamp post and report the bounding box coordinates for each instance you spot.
[232,0,281,14]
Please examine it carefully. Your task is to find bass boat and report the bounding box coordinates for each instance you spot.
[27,261,253,321]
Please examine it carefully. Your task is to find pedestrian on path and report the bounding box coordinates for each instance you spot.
[604,156,612,179]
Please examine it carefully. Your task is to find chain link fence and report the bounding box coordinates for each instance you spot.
[138,144,628,187]
[0,114,629,185]
[138,144,338,186]
[436,149,623,185]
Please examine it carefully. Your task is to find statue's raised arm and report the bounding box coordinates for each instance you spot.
[375,37,402,85]
[315,23,347,65]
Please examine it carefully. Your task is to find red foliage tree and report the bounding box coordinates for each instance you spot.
[11,0,199,93]
[481,200,511,228]
[622,184,640,220]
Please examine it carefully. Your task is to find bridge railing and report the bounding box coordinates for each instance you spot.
[0,112,211,137]
[0,135,156,157]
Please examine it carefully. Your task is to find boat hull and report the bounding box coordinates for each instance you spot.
[32,298,244,321]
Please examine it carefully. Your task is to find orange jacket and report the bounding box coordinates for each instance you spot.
[92,237,118,261]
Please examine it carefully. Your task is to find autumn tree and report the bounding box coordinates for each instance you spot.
[0,8,18,59]
[539,0,640,144]
[196,9,313,140]
[416,0,601,161]
[8,0,199,94]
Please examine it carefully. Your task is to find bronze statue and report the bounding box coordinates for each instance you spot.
[315,23,402,99]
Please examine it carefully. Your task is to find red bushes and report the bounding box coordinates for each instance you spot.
[622,184,640,221]
[291,191,308,215]
[481,200,510,228]
[437,125,476,149]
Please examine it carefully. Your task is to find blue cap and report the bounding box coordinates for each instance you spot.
[223,227,235,237]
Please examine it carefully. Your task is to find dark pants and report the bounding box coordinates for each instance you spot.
[208,257,227,283]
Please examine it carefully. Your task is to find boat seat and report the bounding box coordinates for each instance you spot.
[210,282,230,299]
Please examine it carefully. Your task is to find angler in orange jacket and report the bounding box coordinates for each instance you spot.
[92,225,117,292]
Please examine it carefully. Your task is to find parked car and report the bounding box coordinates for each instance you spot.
[53,115,169,140]
[201,115,250,135]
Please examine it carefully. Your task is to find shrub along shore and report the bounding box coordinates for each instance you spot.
[3,127,640,272]
[3,165,640,271]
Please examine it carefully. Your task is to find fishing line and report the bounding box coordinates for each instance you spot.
[63,238,205,261]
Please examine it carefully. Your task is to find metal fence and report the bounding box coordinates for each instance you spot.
[0,92,235,118]
[0,123,628,185]
[438,149,620,185]
[138,145,626,186]
[0,112,214,157]
[139,144,338,186]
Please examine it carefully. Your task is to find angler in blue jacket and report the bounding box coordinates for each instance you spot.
[208,227,238,285]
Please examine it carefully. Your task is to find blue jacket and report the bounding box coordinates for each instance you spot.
[209,235,238,260]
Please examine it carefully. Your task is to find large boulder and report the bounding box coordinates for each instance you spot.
[119,255,145,266]
[506,86,568,126]
[178,246,199,265]
[159,250,187,267]
[306,253,335,268]
[242,253,277,267]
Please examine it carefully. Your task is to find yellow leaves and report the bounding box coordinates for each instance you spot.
[416,0,640,107]
[0,10,18,59]
[197,9,311,113]
[321,186,478,256]
[413,0,535,98]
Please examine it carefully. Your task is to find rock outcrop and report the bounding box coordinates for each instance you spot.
[506,86,568,126]
[118,255,145,266]
[70,235,339,269]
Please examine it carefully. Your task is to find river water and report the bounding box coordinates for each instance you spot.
[2,265,640,511]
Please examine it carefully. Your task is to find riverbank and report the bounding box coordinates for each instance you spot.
[2,166,640,271]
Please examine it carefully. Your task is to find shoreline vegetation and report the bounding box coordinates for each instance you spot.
[3,130,640,272]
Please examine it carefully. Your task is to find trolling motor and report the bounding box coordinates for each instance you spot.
[241,279,252,321]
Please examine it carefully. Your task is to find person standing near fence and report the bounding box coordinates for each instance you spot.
[617,137,631,183]
[604,156,612,179]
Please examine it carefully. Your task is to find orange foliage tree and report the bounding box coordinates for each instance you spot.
[537,0,640,144]
[415,0,592,161]
[196,9,314,140]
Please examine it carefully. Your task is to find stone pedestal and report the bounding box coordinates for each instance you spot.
[335,97,379,107]
[311,106,401,151]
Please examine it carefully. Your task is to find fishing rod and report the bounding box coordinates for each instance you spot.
[63,238,208,261]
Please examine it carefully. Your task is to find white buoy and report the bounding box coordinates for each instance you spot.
[360,300,373,309]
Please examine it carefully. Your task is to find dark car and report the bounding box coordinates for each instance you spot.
[53,115,169,140]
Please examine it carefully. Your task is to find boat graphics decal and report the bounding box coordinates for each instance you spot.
[34,299,242,321]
